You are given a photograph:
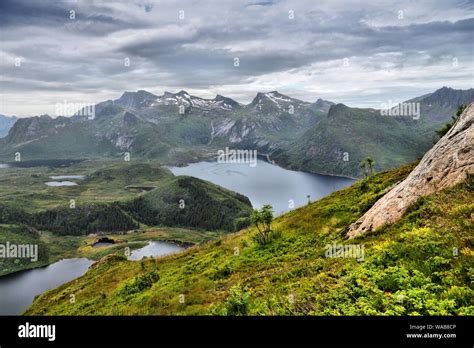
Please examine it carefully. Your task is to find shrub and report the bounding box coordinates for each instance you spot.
[250,204,281,246]
[225,285,251,315]
[119,271,160,296]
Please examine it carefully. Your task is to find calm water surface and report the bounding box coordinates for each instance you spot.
[168,160,355,215]
[0,258,93,315]
[45,181,78,186]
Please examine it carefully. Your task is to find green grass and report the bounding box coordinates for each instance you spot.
[0,161,252,236]
[25,163,474,315]
[0,160,172,211]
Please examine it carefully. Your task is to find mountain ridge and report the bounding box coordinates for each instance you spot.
[1,87,472,178]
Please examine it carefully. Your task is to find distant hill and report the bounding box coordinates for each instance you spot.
[405,86,474,123]
[272,104,435,177]
[272,87,473,177]
[0,87,471,177]
[0,114,17,138]
[0,90,329,162]
[123,175,252,232]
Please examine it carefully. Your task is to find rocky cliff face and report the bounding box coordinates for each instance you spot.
[347,102,474,238]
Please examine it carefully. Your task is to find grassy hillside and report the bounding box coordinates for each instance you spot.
[25,163,473,315]
[0,163,252,235]
[124,176,252,232]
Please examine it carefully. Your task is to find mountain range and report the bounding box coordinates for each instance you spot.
[1,87,472,177]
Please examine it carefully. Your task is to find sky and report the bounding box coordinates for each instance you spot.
[0,0,473,117]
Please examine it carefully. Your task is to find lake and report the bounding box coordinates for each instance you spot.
[129,241,184,260]
[0,258,93,315]
[0,241,184,315]
[46,175,85,186]
[168,160,355,215]
[45,181,78,186]
[49,175,86,180]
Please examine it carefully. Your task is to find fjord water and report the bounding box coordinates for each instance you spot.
[0,258,93,315]
[168,160,355,214]
[0,242,184,315]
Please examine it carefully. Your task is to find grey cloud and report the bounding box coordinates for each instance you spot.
[0,0,473,116]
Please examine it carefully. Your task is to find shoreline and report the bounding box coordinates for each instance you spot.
[0,237,197,279]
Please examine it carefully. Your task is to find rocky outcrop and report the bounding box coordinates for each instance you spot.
[347,103,474,238]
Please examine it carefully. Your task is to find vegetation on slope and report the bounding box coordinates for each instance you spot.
[0,225,49,276]
[26,163,473,315]
[124,176,252,232]
[0,225,216,277]
[273,104,435,178]
[0,163,252,235]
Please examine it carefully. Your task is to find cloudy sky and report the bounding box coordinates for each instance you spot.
[0,0,473,117]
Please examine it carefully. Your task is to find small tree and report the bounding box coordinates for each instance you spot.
[360,157,375,178]
[435,104,466,138]
[366,157,374,176]
[250,204,274,246]
[360,160,368,178]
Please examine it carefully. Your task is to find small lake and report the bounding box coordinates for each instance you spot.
[0,241,184,315]
[45,175,85,186]
[45,181,78,186]
[129,241,184,260]
[92,242,114,248]
[49,175,86,180]
[168,160,355,215]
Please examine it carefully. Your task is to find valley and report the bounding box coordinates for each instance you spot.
[0,159,251,278]
[24,162,474,315]
[0,91,472,316]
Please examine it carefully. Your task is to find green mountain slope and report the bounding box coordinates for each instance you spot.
[0,163,252,235]
[123,176,252,232]
[272,104,435,177]
[25,164,473,315]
